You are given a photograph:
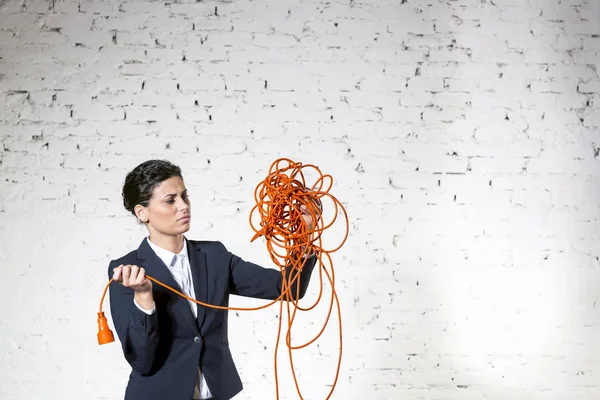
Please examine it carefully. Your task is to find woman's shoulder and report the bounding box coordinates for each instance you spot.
[107,248,139,268]
[187,239,229,254]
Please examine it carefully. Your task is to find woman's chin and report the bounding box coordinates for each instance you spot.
[169,224,191,235]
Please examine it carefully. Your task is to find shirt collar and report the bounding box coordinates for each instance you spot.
[146,237,189,268]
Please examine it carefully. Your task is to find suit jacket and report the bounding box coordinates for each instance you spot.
[107,238,317,400]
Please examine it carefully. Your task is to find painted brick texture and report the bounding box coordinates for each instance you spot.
[0,0,599,399]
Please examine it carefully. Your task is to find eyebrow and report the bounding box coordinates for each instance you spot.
[162,189,187,199]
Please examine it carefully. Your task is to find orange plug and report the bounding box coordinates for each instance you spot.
[97,312,115,345]
[97,279,115,345]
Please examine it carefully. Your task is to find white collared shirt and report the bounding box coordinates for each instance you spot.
[134,237,212,400]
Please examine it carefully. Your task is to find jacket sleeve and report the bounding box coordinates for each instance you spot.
[107,260,159,375]
[222,242,317,301]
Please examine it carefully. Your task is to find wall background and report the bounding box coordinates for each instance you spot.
[1,0,599,399]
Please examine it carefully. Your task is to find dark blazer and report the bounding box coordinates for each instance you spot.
[107,238,317,400]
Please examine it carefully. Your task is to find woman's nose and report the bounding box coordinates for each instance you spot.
[178,198,190,209]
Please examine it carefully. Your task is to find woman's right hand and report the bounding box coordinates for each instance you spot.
[113,264,152,292]
[113,264,154,309]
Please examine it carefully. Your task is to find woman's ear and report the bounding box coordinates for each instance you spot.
[135,204,148,223]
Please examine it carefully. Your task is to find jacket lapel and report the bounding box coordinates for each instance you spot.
[137,238,200,333]
[187,239,208,328]
[137,238,180,291]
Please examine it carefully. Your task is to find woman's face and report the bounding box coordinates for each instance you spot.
[136,176,191,237]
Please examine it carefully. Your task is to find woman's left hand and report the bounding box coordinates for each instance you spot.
[300,205,313,231]
[300,197,321,232]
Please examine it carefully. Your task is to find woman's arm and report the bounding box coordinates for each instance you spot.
[228,196,320,300]
[279,254,318,300]
[222,243,317,301]
[108,260,159,375]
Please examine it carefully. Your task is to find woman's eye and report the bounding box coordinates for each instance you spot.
[166,199,175,204]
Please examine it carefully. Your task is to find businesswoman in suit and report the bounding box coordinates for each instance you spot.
[108,160,317,400]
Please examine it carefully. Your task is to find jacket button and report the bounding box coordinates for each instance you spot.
[194,336,201,344]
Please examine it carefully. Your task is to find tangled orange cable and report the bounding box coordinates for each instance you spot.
[97,158,349,400]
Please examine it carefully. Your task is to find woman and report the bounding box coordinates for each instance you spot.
[108,160,317,400]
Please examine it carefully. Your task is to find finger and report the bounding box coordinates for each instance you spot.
[122,265,131,286]
[113,265,123,281]
[130,265,139,282]
[303,216,313,231]
[302,205,316,217]
[132,265,144,286]
[299,205,309,216]
[138,268,146,285]
[313,202,322,216]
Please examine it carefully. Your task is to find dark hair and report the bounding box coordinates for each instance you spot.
[122,159,183,218]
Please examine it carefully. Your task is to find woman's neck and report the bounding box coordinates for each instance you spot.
[148,232,185,254]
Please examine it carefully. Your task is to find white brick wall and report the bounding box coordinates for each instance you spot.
[0,0,599,398]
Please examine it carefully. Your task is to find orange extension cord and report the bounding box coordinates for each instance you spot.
[97,158,349,400]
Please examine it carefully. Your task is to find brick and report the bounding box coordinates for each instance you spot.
[429,49,472,63]
[400,91,435,107]
[434,92,471,107]
[18,104,72,124]
[72,105,125,122]
[565,21,600,35]
[470,157,527,174]
[583,111,600,127]
[583,37,600,51]
[422,107,466,122]
[122,105,177,123]
[360,75,407,92]
[444,78,478,92]
[471,48,525,63]
[579,80,600,93]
